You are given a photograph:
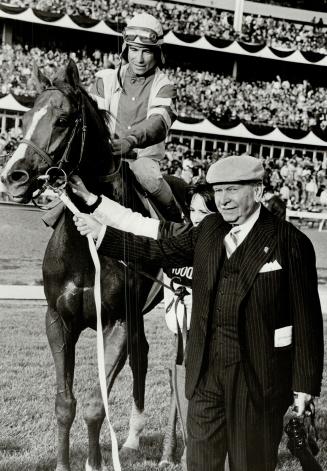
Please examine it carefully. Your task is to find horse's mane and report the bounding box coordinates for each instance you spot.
[51,77,111,142]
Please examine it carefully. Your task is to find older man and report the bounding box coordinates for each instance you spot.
[75,155,323,471]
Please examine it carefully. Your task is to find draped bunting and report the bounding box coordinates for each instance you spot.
[270,47,295,58]
[171,119,327,147]
[0,4,26,14]
[0,94,29,112]
[1,5,327,66]
[237,41,266,53]
[32,8,63,22]
[70,14,101,28]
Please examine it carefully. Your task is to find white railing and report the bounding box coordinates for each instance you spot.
[286,209,327,231]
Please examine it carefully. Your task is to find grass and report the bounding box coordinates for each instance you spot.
[0,300,327,471]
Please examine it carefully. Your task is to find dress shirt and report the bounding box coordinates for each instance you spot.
[224,204,261,258]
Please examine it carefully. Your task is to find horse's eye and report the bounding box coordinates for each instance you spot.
[57,117,68,127]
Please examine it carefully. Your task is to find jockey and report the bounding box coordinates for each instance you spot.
[90,12,181,220]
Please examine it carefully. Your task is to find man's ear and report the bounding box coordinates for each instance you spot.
[254,184,264,203]
[33,61,51,93]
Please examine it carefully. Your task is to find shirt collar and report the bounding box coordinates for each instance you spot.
[126,64,156,83]
[229,204,261,246]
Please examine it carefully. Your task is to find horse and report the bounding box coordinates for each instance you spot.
[0,59,187,471]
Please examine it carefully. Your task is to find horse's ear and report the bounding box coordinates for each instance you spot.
[33,61,51,93]
[64,59,80,89]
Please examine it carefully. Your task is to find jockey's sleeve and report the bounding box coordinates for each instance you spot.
[93,195,160,240]
[89,77,105,109]
[93,196,191,248]
[128,84,177,148]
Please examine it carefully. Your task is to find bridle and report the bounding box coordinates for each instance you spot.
[23,86,87,180]
[21,85,121,205]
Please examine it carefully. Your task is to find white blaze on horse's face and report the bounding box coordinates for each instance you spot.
[1,106,48,181]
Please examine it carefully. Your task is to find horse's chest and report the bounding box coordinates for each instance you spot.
[55,281,93,322]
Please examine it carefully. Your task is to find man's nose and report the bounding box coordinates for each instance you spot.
[136,51,144,62]
[221,190,231,204]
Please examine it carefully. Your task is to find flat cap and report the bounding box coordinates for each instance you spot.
[206,155,264,185]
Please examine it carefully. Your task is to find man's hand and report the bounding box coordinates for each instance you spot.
[111,137,134,156]
[292,391,312,416]
[73,213,102,240]
[70,175,91,203]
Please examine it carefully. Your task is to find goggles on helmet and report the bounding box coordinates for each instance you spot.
[123,27,164,46]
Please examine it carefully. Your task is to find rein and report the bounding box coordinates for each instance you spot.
[118,259,190,309]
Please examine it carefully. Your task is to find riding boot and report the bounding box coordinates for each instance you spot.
[130,158,183,222]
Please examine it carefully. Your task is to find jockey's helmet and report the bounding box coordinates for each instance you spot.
[121,13,165,66]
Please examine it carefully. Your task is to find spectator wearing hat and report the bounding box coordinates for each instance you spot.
[74,154,323,471]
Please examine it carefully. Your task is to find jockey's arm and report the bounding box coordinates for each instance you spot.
[125,83,177,148]
[92,195,189,246]
[70,175,189,241]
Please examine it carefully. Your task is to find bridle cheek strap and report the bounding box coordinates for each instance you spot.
[21,138,53,167]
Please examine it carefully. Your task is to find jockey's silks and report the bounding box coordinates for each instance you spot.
[91,64,176,160]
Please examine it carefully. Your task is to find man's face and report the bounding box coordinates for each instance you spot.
[213,183,262,225]
[128,44,156,76]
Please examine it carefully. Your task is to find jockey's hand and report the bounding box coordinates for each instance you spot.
[70,175,91,203]
[73,213,102,240]
[111,137,134,157]
[292,391,312,416]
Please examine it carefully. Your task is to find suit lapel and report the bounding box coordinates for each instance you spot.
[237,206,277,304]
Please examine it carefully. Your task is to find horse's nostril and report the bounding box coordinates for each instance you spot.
[8,170,29,185]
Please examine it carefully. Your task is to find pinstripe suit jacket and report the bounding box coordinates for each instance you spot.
[98,205,324,408]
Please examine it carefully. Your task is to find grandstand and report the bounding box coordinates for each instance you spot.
[0,0,326,214]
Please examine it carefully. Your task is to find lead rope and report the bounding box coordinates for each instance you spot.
[60,191,121,471]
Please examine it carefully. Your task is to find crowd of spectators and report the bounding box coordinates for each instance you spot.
[166,67,327,131]
[263,152,327,211]
[1,43,327,132]
[0,43,120,95]
[2,0,327,54]
[160,142,327,212]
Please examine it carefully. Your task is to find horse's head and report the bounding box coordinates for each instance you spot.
[0,60,114,203]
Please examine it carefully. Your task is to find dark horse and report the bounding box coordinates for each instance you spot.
[0,60,186,471]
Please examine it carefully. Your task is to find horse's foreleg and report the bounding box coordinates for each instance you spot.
[46,307,78,471]
[159,368,178,467]
[84,320,127,471]
[121,322,149,455]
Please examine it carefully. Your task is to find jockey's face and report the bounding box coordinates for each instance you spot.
[128,44,156,76]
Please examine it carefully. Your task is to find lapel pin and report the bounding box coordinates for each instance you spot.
[264,246,269,253]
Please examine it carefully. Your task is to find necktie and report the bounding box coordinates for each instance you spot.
[226,226,241,257]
